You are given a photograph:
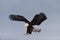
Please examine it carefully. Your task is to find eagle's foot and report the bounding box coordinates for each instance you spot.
[33,29,41,32]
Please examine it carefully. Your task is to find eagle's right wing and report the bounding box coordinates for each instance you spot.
[9,14,29,23]
[31,13,47,25]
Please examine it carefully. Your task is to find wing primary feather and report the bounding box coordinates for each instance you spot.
[9,14,29,23]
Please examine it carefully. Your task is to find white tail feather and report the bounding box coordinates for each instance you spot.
[24,33,30,35]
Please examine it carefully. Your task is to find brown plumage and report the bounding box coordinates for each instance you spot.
[9,13,47,35]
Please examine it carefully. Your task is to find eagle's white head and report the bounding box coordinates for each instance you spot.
[24,23,29,27]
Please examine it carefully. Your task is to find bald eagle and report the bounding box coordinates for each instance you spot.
[9,13,47,35]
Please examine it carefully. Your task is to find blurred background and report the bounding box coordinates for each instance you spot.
[0,0,60,40]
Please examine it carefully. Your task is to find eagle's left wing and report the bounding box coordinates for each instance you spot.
[9,14,29,23]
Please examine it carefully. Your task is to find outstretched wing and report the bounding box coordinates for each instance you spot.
[9,14,29,23]
[31,13,47,25]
